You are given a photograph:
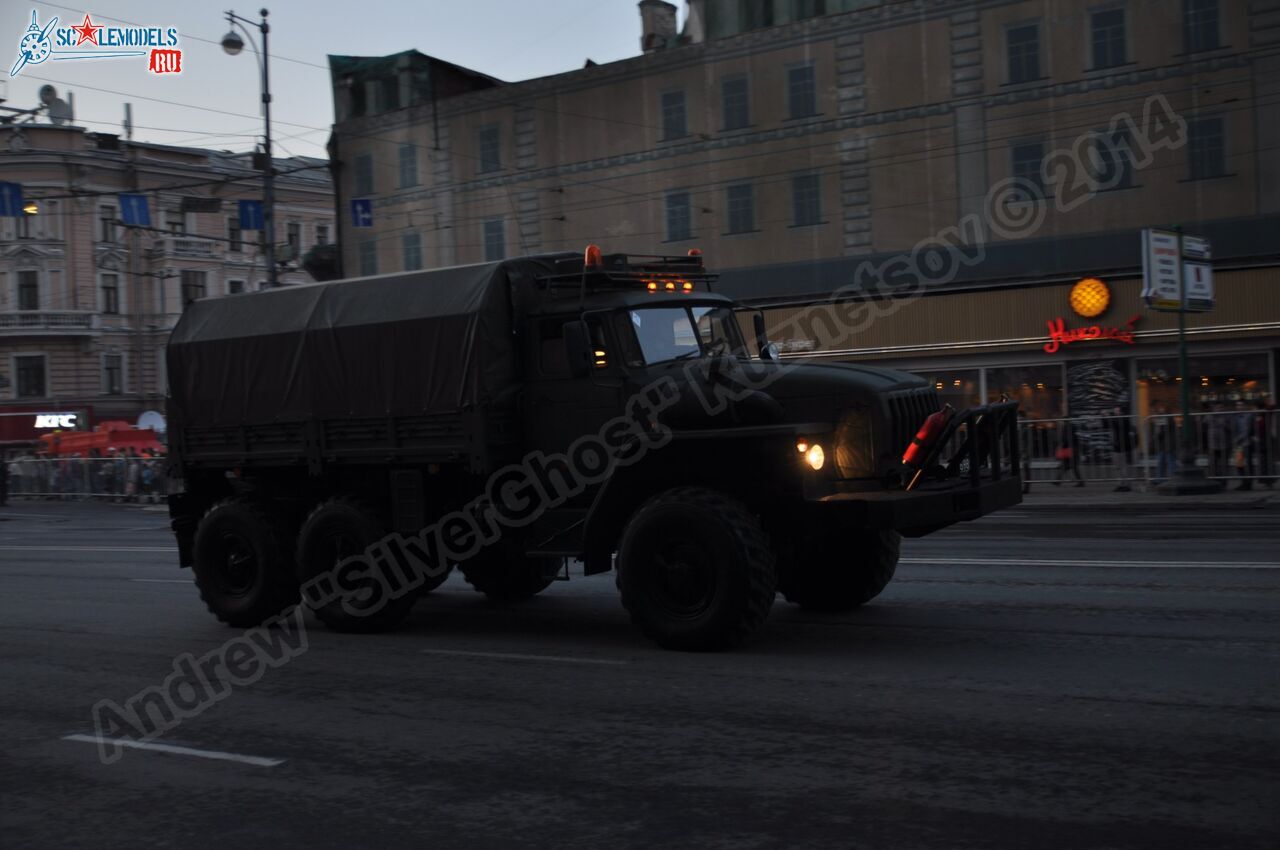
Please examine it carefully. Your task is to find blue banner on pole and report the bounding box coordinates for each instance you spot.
[117,193,151,227]
[351,198,373,228]
[0,182,24,218]
[239,200,264,231]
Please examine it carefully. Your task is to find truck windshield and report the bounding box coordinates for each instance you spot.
[620,305,746,366]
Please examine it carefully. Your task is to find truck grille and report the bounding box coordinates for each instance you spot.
[886,387,941,459]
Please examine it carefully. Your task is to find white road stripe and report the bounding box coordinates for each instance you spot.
[62,734,284,767]
[0,546,175,553]
[131,578,189,584]
[421,649,628,666]
[901,557,1280,569]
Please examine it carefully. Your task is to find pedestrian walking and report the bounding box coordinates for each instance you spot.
[1259,401,1276,488]
[1150,403,1176,483]
[1052,419,1084,487]
[1206,403,1230,477]
[1233,400,1255,490]
[1110,407,1134,491]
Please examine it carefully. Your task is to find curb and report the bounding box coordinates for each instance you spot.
[1016,495,1280,513]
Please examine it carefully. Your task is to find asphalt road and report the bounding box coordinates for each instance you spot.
[1,499,1277,849]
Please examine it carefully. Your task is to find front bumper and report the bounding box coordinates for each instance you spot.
[809,475,1023,537]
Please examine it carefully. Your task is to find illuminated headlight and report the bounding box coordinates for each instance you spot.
[797,441,825,471]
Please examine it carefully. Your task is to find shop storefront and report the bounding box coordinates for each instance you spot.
[764,266,1278,423]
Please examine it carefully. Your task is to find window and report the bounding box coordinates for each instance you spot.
[665,191,692,242]
[17,270,39,310]
[793,0,826,19]
[165,210,185,234]
[1007,23,1041,84]
[1011,142,1046,199]
[986,364,1065,421]
[16,212,31,239]
[15,355,46,398]
[358,240,377,276]
[353,152,374,195]
[787,65,817,119]
[1090,8,1126,69]
[722,76,750,131]
[286,221,301,257]
[1184,0,1219,53]
[483,219,505,261]
[726,183,755,234]
[101,274,120,315]
[398,143,417,188]
[227,279,245,295]
[99,204,117,243]
[227,215,242,253]
[741,0,773,30]
[538,319,570,376]
[102,354,123,396]
[478,126,501,174]
[402,232,423,271]
[379,75,400,113]
[661,90,687,140]
[1188,117,1225,179]
[315,223,330,246]
[1092,128,1134,189]
[791,173,822,226]
[180,270,207,307]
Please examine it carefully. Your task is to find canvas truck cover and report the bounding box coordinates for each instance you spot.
[167,258,560,432]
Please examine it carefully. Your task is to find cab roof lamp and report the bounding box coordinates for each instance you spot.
[584,243,603,269]
[646,281,658,292]
[687,248,702,256]
[665,281,676,291]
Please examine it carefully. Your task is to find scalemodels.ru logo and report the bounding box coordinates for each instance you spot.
[9,9,182,77]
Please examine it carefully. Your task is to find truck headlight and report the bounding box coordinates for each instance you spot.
[797,442,825,471]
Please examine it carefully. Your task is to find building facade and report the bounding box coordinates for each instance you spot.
[0,123,333,447]
[328,0,1278,422]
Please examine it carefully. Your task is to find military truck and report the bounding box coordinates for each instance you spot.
[166,248,1021,650]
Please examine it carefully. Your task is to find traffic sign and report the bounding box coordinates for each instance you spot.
[0,182,24,218]
[1141,229,1182,310]
[118,193,151,227]
[239,200,264,231]
[1183,261,1214,312]
[351,198,373,228]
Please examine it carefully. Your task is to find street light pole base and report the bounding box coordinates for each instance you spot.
[1157,469,1224,496]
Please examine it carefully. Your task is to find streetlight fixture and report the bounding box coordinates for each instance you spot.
[221,8,276,288]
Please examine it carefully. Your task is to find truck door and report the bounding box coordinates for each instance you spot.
[525,315,624,475]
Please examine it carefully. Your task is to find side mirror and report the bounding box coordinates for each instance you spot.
[563,320,591,378]
[752,312,775,360]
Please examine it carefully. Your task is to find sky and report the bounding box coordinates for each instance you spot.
[2,0,653,159]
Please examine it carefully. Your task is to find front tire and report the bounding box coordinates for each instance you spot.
[192,498,299,628]
[779,529,901,612]
[618,487,776,651]
[296,497,416,633]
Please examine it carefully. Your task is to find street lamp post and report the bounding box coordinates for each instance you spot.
[221,8,276,288]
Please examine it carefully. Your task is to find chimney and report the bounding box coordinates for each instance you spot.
[639,0,678,53]
[684,0,707,44]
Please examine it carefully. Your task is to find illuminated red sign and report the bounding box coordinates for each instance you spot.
[1043,314,1141,354]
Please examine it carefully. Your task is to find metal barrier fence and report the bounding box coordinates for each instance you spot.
[1019,409,1279,489]
[6,457,169,502]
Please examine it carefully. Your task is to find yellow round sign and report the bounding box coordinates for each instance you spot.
[1070,277,1110,318]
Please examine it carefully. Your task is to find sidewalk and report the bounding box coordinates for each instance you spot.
[1018,480,1280,512]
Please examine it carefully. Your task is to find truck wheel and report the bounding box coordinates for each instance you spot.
[459,543,556,600]
[779,529,901,612]
[617,487,776,651]
[296,498,416,633]
[192,498,299,628]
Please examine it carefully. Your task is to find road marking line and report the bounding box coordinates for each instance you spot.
[131,578,189,584]
[62,734,284,767]
[0,546,175,553]
[901,557,1280,568]
[420,649,628,666]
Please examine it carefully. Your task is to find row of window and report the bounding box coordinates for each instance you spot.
[8,353,128,399]
[1010,115,1228,201]
[89,204,330,255]
[665,173,824,242]
[5,269,277,315]
[1008,0,1223,85]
